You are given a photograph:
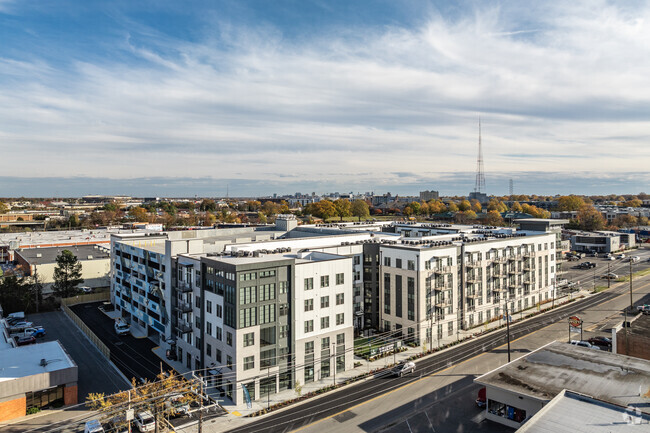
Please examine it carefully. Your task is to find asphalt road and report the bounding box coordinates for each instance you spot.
[224,288,624,433]
[70,301,173,383]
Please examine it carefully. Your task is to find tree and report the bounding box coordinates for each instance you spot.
[201,213,217,227]
[0,201,8,214]
[129,207,149,222]
[484,210,505,226]
[316,200,337,220]
[419,202,430,216]
[199,199,217,212]
[408,202,421,215]
[622,199,642,208]
[576,204,606,231]
[351,200,370,221]
[557,195,585,211]
[0,275,28,313]
[458,200,471,212]
[333,199,351,221]
[470,199,482,213]
[611,214,638,228]
[428,200,446,214]
[511,201,523,212]
[447,202,459,212]
[52,250,84,298]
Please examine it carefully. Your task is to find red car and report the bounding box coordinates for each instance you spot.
[15,335,36,346]
[476,387,487,408]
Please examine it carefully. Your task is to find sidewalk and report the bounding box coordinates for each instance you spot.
[153,288,593,433]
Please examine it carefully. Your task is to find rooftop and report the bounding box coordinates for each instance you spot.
[517,390,650,432]
[0,340,76,382]
[476,341,650,414]
[16,244,110,265]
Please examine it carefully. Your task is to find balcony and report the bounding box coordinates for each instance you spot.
[523,251,536,258]
[523,263,534,271]
[175,320,192,334]
[435,297,452,307]
[175,301,192,313]
[465,260,485,268]
[433,266,452,274]
[465,290,482,299]
[508,268,522,275]
[507,255,522,261]
[177,281,193,293]
[523,279,535,286]
[493,257,507,264]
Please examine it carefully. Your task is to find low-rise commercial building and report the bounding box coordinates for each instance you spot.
[570,231,636,253]
[475,341,650,430]
[0,318,78,422]
[14,245,110,294]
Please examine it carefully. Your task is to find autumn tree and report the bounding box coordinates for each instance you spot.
[458,200,471,212]
[557,195,585,211]
[351,200,370,221]
[129,207,149,222]
[428,200,446,214]
[447,202,459,212]
[52,250,84,298]
[420,202,430,216]
[511,201,523,212]
[246,200,262,211]
[575,204,606,231]
[0,202,8,213]
[622,199,642,208]
[199,199,217,212]
[484,210,505,226]
[470,199,482,213]
[611,214,638,228]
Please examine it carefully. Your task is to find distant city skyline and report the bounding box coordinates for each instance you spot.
[1,1,649,196]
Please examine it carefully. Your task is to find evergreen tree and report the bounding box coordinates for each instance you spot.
[53,250,84,298]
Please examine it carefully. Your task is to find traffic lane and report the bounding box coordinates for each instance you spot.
[70,302,172,382]
[29,311,129,400]
[225,292,617,433]
[0,409,97,433]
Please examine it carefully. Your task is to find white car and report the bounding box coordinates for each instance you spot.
[80,286,92,293]
[165,393,191,416]
[617,254,625,259]
[114,319,130,336]
[84,420,105,433]
[392,361,416,377]
[134,411,156,432]
[570,340,600,350]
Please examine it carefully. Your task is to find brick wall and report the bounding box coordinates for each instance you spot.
[0,396,26,422]
[64,384,78,405]
[616,331,650,361]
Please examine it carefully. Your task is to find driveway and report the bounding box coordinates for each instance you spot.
[29,310,129,401]
[70,302,173,383]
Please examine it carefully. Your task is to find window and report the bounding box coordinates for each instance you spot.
[216,349,222,363]
[321,316,330,329]
[320,275,330,287]
[260,270,276,278]
[226,332,232,346]
[227,355,233,369]
[336,333,345,346]
[305,341,314,354]
[336,273,344,285]
[244,332,255,347]
[384,273,391,314]
[240,286,257,305]
[336,355,345,372]
[260,283,276,301]
[206,321,212,336]
[239,307,257,328]
[206,343,212,357]
[260,304,276,324]
[322,336,330,349]
[396,258,402,268]
[279,325,288,338]
[321,296,330,308]
[244,356,255,370]
[407,277,415,321]
[336,313,344,325]
[354,256,361,265]
[304,299,314,312]
[447,322,453,336]
[395,275,403,318]
[260,327,276,346]
[304,278,314,290]
[336,293,344,305]
[216,304,223,318]
[279,303,289,316]
[206,300,212,314]
[407,260,415,270]
[279,281,288,294]
[216,326,222,341]
[260,348,277,368]
[239,272,257,281]
[384,257,391,266]
[304,320,314,333]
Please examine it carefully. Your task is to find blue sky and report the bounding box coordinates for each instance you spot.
[1,0,649,197]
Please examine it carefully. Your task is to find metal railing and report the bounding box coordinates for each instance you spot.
[61,303,110,359]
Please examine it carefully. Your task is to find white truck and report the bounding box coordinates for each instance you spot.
[11,326,46,339]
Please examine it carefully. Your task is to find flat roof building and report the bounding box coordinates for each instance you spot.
[475,341,650,429]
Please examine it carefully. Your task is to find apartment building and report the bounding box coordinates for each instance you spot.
[110,219,559,406]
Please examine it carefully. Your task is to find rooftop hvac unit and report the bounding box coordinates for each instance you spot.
[36,253,42,258]
[87,255,93,260]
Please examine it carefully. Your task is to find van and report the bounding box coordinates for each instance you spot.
[7,312,25,321]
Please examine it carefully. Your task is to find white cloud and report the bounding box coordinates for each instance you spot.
[1,1,650,194]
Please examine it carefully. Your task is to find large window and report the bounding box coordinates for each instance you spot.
[395,275,403,318]
[304,320,314,333]
[304,278,314,290]
[320,316,330,329]
[260,304,276,324]
[26,386,64,410]
[260,375,277,396]
[260,348,277,368]
[244,332,254,347]
[260,326,276,346]
[407,277,415,321]
[384,273,391,314]
[244,356,255,370]
[336,313,344,325]
[304,299,314,312]
[320,275,330,287]
[336,273,344,285]
[336,293,344,305]
[260,283,276,301]
[239,307,257,328]
[240,286,257,305]
[321,296,329,308]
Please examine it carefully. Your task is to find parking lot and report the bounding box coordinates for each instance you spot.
[70,301,173,383]
[27,311,129,401]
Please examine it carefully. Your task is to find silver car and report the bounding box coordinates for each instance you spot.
[392,361,416,377]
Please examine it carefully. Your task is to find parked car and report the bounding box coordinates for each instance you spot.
[392,361,416,377]
[476,387,487,408]
[11,326,46,339]
[84,420,105,433]
[601,273,618,280]
[637,304,650,313]
[114,319,130,336]
[80,286,93,293]
[629,256,640,263]
[8,322,34,332]
[134,411,155,432]
[617,254,626,259]
[15,335,36,346]
[165,393,191,417]
[570,340,600,350]
[588,336,612,350]
[6,311,25,322]
[608,256,616,261]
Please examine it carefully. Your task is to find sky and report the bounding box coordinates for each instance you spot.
[1,0,649,197]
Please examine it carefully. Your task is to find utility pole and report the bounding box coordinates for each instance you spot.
[504,301,511,363]
[266,368,270,410]
[629,259,633,312]
[332,343,336,386]
[608,262,611,289]
[198,374,204,433]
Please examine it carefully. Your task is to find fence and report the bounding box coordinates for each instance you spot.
[61,295,111,360]
[61,292,110,307]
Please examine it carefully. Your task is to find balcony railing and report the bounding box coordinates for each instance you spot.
[175,301,193,313]
[177,281,193,293]
[493,257,508,264]
[523,251,536,258]
[465,261,484,268]
[433,266,452,274]
[507,255,522,261]
[175,320,192,334]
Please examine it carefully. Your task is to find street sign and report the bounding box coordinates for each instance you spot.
[126,409,134,421]
[568,316,582,327]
